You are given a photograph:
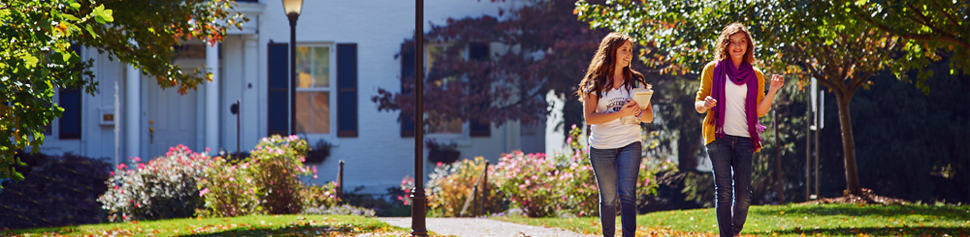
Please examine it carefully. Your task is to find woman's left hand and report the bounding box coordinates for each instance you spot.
[638,102,653,122]
[769,74,785,92]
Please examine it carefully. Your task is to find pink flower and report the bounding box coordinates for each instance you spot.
[117,163,127,170]
[200,188,210,197]
[138,163,145,169]
[132,157,141,163]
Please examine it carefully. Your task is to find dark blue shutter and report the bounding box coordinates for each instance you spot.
[468,42,490,137]
[267,42,289,136]
[400,43,415,137]
[59,88,81,139]
[337,43,358,137]
[59,45,83,139]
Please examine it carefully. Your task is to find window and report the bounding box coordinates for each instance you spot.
[468,42,491,137]
[400,42,493,138]
[425,44,462,135]
[295,44,332,134]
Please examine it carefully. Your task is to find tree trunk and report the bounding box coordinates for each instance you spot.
[679,105,701,171]
[774,111,784,203]
[833,91,862,196]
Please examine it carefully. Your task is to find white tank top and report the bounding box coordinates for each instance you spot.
[588,86,641,149]
[723,73,750,137]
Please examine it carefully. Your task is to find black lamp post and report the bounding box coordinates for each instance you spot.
[282,0,303,135]
[411,0,428,236]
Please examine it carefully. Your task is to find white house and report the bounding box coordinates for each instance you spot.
[39,0,560,194]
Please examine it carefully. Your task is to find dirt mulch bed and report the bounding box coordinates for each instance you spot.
[809,188,909,205]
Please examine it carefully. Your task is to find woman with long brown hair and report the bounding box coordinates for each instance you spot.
[576,32,653,237]
[694,23,785,237]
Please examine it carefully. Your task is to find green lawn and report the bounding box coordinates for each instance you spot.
[495,203,970,236]
[3,215,409,236]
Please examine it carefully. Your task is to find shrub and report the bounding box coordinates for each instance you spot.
[489,124,672,217]
[547,152,599,217]
[424,157,505,217]
[491,151,561,217]
[98,145,214,222]
[398,157,506,217]
[302,181,340,210]
[398,176,415,206]
[196,135,321,217]
[0,152,110,229]
[244,135,311,214]
[195,156,258,217]
[347,186,410,217]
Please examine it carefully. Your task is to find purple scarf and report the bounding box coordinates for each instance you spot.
[710,59,762,150]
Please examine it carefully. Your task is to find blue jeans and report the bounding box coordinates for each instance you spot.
[589,142,641,237]
[706,135,754,237]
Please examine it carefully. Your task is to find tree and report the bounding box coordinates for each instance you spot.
[371,0,609,131]
[0,0,244,184]
[848,0,970,83]
[575,0,968,196]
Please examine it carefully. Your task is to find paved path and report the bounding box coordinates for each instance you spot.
[378,217,591,237]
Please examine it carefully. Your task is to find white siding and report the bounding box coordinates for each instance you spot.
[44,0,545,195]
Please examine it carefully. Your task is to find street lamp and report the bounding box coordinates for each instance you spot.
[411,0,428,236]
[282,0,303,135]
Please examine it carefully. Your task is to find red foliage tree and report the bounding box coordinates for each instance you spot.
[371,1,612,129]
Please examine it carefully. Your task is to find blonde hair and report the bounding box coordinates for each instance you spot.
[714,23,755,64]
[576,32,645,101]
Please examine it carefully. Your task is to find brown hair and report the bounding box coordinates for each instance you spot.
[714,23,755,64]
[576,32,645,101]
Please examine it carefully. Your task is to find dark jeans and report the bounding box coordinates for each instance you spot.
[589,142,641,237]
[707,135,754,237]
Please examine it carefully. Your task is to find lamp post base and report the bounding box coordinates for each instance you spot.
[410,188,428,236]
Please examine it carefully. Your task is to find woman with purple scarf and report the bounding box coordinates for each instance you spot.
[694,23,785,237]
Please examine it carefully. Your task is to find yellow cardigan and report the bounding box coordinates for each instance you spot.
[695,61,766,152]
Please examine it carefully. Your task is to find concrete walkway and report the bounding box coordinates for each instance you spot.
[378,217,591,237]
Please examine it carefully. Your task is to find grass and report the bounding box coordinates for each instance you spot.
[2,215,410,236]
[495,203,970,236]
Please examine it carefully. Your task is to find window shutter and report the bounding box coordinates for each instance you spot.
[59,88,82,139]
[468,42,490,137]
[267,42,289,136]
[337,43,358,137]
[400,43,415,137]
[59,45,83,139]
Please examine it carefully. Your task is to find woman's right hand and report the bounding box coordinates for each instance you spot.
[702,96,718,110]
